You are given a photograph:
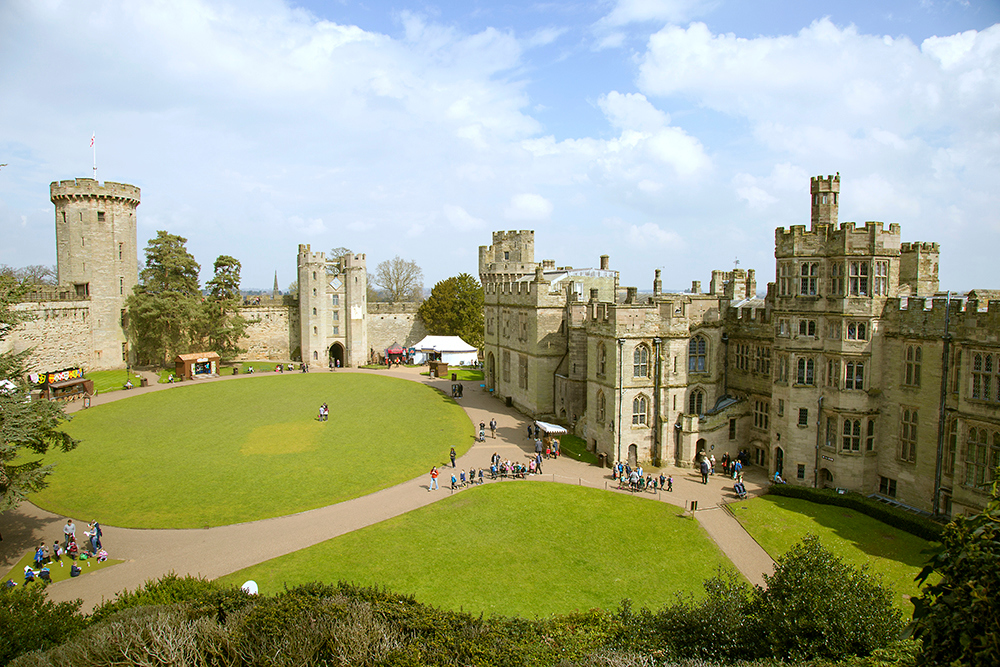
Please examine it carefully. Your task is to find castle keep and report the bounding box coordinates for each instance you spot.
[482,174,999,519]
[3,178,424,375]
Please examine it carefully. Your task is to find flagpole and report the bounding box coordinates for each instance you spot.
[91,133,97,181]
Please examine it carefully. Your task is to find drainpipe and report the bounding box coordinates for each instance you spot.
[721,332,730,398]
[814,395,824,488]
[617,338,625,465]
[653,337,662,466]
[933,292,952,517]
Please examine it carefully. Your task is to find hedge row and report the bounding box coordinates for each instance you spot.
[766,484,944,542]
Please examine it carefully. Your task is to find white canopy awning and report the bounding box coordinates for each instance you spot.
[535,420,567,435]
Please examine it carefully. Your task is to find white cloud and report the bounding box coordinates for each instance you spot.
[627,221,683,246]
[443,204,486,231]
[505,193,553,221]
[601,0,712,27]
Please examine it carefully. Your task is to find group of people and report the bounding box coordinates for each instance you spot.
[431,449,550,492]
[318,403,329,421]
[612,461,673,493]
[17,519,106,586]
[477,419,498,442]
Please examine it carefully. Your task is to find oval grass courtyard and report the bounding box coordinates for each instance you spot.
[30,374,472,529]
[219,482,736,617]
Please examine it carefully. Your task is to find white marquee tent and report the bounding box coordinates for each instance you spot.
[413,335,478,366]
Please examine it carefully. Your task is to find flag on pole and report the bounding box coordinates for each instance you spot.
[90,133,95,147]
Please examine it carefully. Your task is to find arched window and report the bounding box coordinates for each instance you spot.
[633,344,649,378]
[688,336,707,373]
[905,345,922,387]
[597,343,607,376]
[688,388,705,415]
[596,391,606,423]
[632,395,648,425]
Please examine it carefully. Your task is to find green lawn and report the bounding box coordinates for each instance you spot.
[219,482,734,617]
[420,367,484,382]
[30,374,471,529]
[730,495,936,608]
[85,369,144,394]
[2,549,123,586]
[559,434,599,465]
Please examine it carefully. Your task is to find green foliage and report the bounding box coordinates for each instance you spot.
[0,583,86,665]
[201,255,247,361]
[89,573,246,624]
[0,276,79,513]
[418,273,484,350]
[126,231,203,366]
[767,483,944,542]
[372,255,423,302]
[910,473,1000,667]
[756,534,903,662]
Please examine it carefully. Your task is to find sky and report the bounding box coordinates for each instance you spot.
[1,0,998,293]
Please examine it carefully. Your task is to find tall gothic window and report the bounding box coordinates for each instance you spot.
[900,408,918,463]
[842,418,861,452]
[965,428,999,489]
[845,360,864,390]
[849,261,870,296]
[632,395,648,425]
[905,345,922,387]
[800,262,819,295]
[633,344,649,378]
[971,352,998,402]
[688,389,705,415]
[796,357,815,385]
[596,391,606,423]
[597,343,607,377]
[688,336,707,373]
[873,260,889,296]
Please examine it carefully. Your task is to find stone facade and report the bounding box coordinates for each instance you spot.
[7,177,427,375]
[483,174,999,518]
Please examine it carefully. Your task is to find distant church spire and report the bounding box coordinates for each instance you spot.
[273,271,279,298]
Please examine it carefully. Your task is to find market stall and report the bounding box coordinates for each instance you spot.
[174,352,221,380]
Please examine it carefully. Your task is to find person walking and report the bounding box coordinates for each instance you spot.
[668,475,674,492]
[527,424,532,440]
[700,458,710,484]
[429,466,439,491]
[450,447,457,467]
[489,418,497,438]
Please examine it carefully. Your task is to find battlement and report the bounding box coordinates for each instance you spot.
[882,296,1000,335]
[297,244,327,266]
[50,178,140,204]
[900,242,940,253]
[810,173,840,192]
[775,220,902,257]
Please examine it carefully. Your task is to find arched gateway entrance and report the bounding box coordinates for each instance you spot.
[329,342,345,369]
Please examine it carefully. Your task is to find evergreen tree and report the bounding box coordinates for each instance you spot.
[0,276,78,513]
[126,231,202,366]
[418,273,484,350]
[201,255,248,361]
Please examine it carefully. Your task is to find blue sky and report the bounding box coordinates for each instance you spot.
[1,0,998,293]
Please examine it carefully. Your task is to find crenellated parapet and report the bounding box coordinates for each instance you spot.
[882,296,1000,339]
[50,178,141,205]
[775,220,902,258]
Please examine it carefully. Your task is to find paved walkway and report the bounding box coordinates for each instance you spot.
[0,365,774,610]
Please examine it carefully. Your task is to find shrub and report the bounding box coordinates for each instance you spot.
[766,484,944,542]
[89,573,250,624]
[910,476,1000,667]
[0,584,86,666]
[754,534,904,662]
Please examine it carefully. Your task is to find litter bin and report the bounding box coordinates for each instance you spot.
[598,453,606,469]
[140,377,149,387]
[451,373,457,381]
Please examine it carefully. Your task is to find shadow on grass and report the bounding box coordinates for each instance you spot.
[0,510,66,571]
[752,494,933,570]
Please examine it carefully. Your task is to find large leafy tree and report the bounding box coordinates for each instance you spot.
[911,473,1000,666]
[201,255,248,361]
[372,256,423,302]
[418,273,484,350]
[0,276,78,513]
[126,231,202,366]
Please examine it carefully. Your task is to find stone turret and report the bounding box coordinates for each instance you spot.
[810,172,839,229]
[51,178,140,369]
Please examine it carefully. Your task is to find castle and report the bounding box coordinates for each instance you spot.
[3,179,426,376]
[6,174,998,519]
[481,174,999,519]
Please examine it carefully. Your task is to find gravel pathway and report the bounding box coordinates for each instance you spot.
[0,366,775,611]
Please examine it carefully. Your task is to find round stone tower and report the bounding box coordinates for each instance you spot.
[51,178,140,369]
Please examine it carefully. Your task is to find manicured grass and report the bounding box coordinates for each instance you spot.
[2,550,122,586]
[419,367,484,382]
[31,374,472,529]
[219,482,734,617]
[85,370,143,394]
[730,495,936,608]
[558,434,599,465]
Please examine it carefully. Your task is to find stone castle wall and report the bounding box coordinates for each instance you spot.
[2,301,94,373]
[238,304,300,361]
[367,303,426,355]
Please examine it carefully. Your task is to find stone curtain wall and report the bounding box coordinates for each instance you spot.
[366,302,426,358]
[2,301,94,373]
[238,303,300,361]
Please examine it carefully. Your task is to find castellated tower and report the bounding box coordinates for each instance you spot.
[478,230,537,284]
[297,245,368,368]
[810,173,839,229]
[51,178,140,370]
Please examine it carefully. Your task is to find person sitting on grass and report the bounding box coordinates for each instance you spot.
[38,566,51,583]
[70,564,81,578]
[66,539,79,560]
[23,566,34,585]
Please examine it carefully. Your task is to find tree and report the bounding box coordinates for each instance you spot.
[911,472,1000,666]
[126,231,202,366]
[0,264,56,284]
[372,256,423,302]
[201,255,248,361]
[0,276,79,513]
[418,273,484,350]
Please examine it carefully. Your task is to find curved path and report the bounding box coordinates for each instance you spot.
[0,366,773,612]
